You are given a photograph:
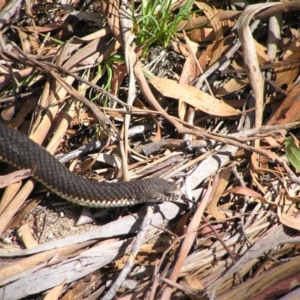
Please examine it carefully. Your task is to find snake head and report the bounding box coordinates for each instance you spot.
[142,178,182,202]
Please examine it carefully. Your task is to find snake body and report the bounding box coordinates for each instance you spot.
[0,123,180,207]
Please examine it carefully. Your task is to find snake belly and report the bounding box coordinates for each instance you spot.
[0,123,180,207]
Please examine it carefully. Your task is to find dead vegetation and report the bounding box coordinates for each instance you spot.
[1,1,300,299]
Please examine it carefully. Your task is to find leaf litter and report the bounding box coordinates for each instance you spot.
[0,1,300,299]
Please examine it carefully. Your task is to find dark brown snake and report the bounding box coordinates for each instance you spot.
[0,123,181,207]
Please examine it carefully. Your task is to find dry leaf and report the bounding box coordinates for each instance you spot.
[194,1,223,65]
[290,133,300,149]
[0,169,31,188]
[44,279,66,300]
[207,167,231,220]
[150,77,240,117]
[278,208,300,231]
[226,186,262,198]
[179,38,199,84]
[216,76,249,97]
[19,223,38,249]
[267,80,300,125]
[275,39,300,92]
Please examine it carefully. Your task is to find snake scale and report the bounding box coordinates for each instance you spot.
[0,123,181,207]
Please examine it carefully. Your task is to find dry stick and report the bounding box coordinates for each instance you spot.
[119,1,137,182]
[160,177,217,300]
[178,2,300,30]
[220,58,300,76]
[236,4,268,130]
[102,206,154,300]
[172,114,300,142]
[235,5,276,181]
[175,124,283,164]
[149,263,162,300]
[254,2,300,18]
[160,277,198,296]
[266,9,282,97]
[264,76,288,96]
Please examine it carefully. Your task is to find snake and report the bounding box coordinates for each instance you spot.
[0,123,181,207]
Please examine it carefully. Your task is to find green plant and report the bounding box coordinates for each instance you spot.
[132,0,195,56]
[89,54,125,105]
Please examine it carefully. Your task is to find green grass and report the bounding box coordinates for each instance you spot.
[132,0,195,56]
